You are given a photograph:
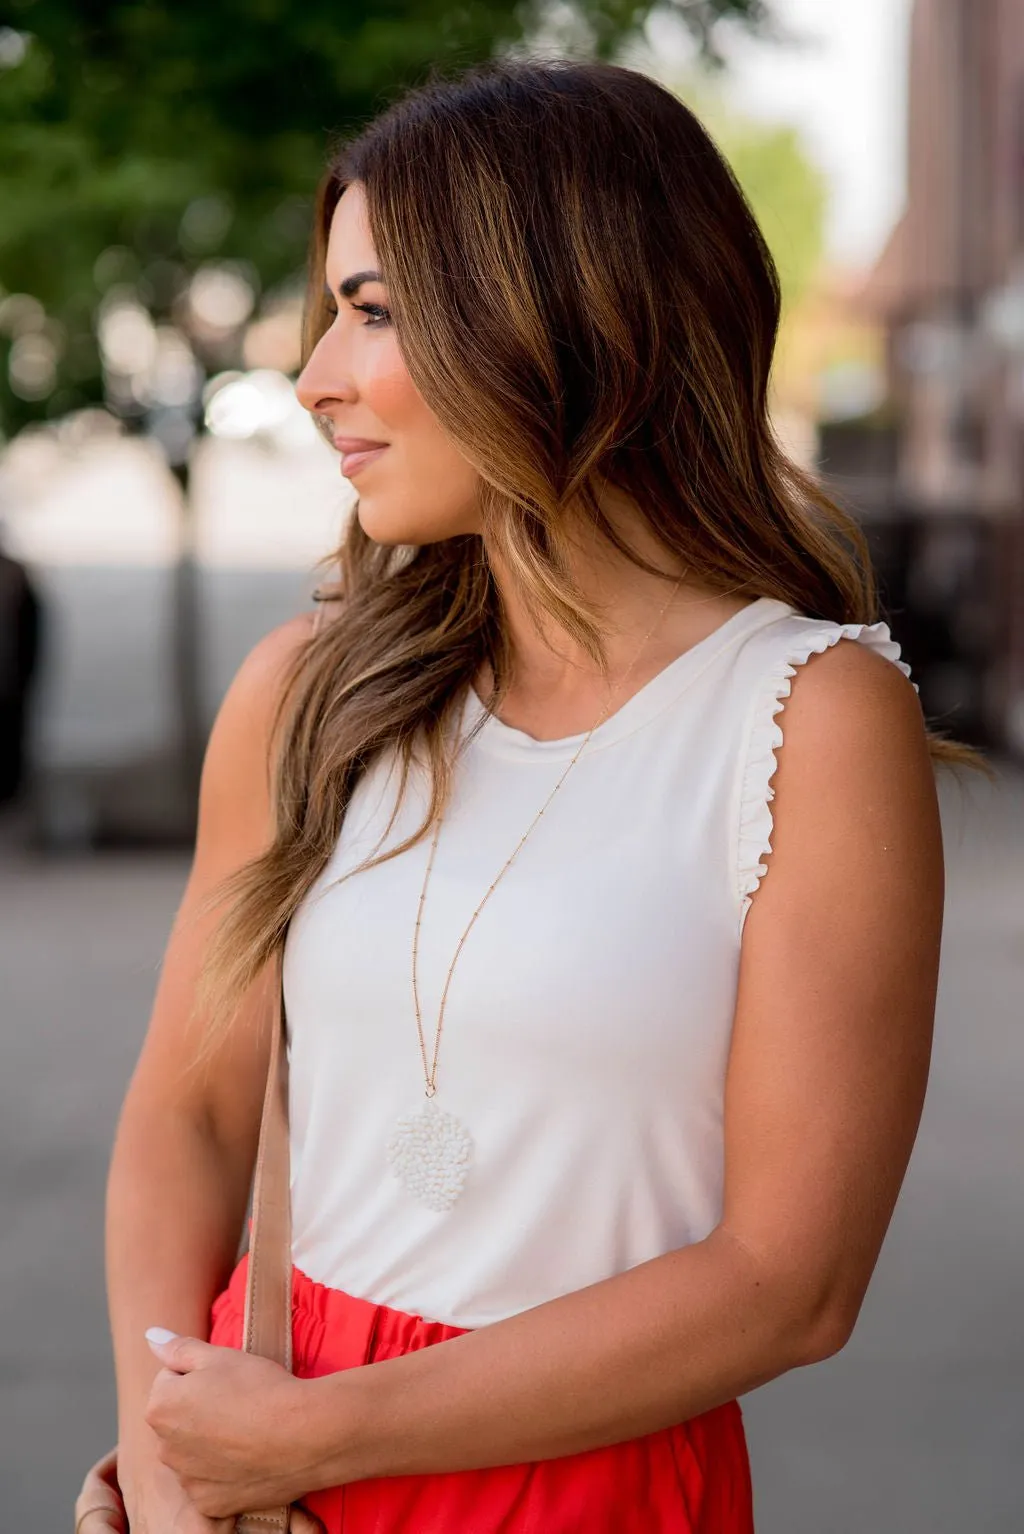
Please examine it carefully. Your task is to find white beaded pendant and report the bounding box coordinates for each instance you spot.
[386,1098,474,1212]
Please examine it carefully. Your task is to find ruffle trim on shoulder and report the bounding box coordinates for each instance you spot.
[736,619,915,929]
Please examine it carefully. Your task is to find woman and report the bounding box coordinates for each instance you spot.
[102,58,954,1533]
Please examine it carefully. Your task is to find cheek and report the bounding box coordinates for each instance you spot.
[363,348,473,486]
[362,349,424,430]
[356,341,482,539]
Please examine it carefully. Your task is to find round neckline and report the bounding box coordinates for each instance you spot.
[460,596,794,759]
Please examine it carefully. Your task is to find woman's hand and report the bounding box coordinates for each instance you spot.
[121,1456,325,1534]
[75,1445,133,1533]
[76,1443,233,1534]
[120,1454,233,1533]
[143,1330,328,1522]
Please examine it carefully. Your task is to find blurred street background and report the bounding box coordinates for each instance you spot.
[1,0,1022,1527]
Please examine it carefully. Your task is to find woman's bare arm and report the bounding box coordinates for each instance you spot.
[284,636,943,1485]
[105,615,312,1474]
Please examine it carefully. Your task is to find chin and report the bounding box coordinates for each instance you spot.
[354,496,481,546]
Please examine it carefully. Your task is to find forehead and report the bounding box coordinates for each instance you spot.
[326,184,378,276]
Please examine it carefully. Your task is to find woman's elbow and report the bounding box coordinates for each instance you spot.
[794,1303,858,1366]
[789,1269,868,1366]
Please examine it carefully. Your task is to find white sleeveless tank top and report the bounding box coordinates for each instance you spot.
[282,596,912,1327]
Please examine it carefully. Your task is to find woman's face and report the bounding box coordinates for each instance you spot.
[295,181,483,545]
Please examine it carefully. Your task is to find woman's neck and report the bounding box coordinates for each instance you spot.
[477,526,753,741]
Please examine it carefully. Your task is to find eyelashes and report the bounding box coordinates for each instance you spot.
[323,299,392,329]
[352,301,391,328]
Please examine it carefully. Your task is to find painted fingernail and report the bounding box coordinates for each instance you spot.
[145,1327,179,1345]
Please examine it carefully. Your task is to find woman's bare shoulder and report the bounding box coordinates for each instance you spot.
[751,630,941,922]
[193,611,316,863]
[223,611,317,719]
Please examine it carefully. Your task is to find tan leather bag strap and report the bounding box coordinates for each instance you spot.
[235,577,340,1533]
[241,963,293,1371]
[235,965,292,1534]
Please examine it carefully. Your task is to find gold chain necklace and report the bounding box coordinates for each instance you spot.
[385,576,684,1212]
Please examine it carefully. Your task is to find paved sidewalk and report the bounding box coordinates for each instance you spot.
[1,765,1021,1531]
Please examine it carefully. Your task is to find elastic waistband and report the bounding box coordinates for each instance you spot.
[211,1251,471,1375]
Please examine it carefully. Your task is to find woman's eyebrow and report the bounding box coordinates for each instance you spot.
[324,269,383,301]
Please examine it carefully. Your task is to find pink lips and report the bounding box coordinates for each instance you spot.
[340,446,386,477]
[334,437,389,479]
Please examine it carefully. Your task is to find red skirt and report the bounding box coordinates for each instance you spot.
[209,1253,754,1533]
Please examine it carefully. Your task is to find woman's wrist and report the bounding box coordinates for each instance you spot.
[291,1366,384,1493]
[113,1419,159,1476]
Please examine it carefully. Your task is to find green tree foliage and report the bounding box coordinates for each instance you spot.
[711,122,826,316]
[673,80,827,315]
[0,0,775,438]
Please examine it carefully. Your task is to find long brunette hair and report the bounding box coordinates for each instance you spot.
[197,57,974,1048]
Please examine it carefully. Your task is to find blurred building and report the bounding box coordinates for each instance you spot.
[866,0,1024,510]
[849,0,1024,753]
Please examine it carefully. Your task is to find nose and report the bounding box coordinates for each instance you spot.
[295,328,356,418]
